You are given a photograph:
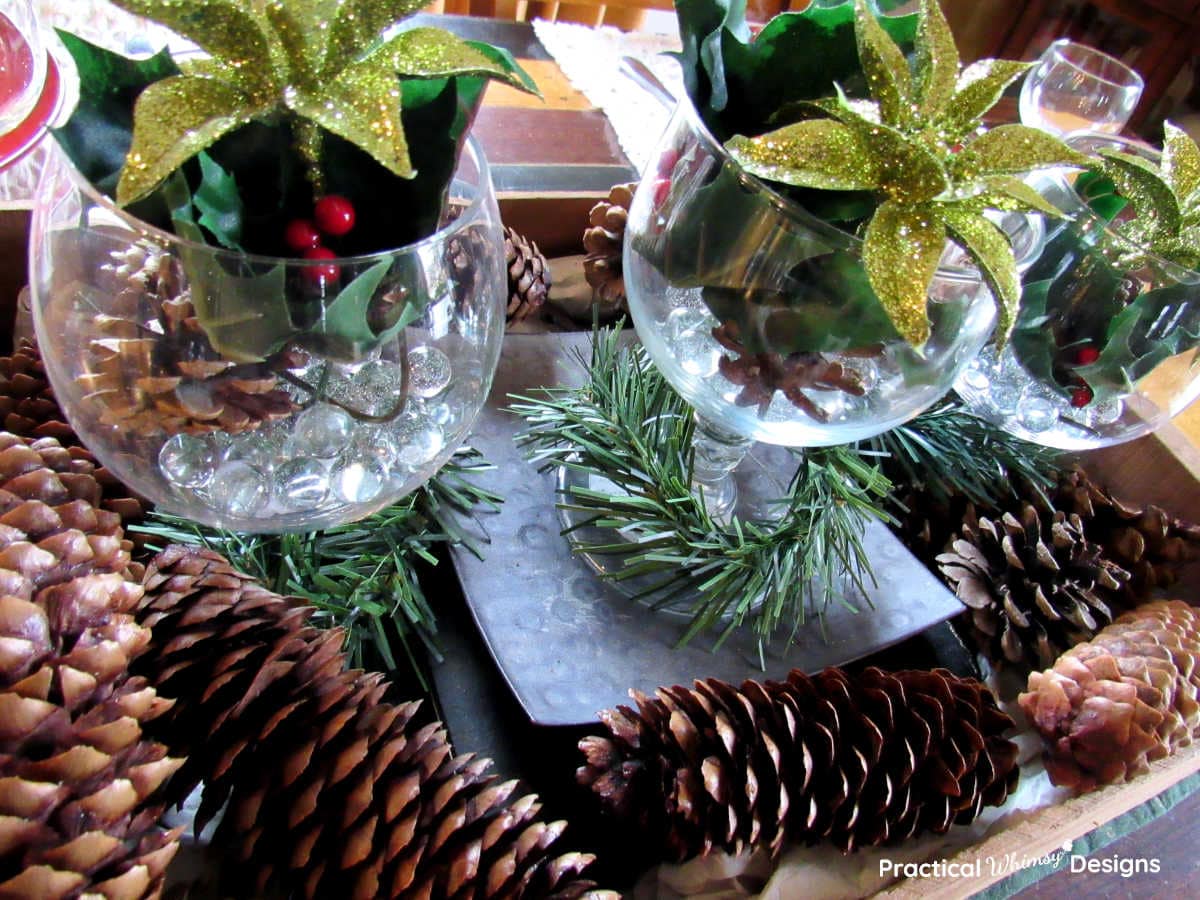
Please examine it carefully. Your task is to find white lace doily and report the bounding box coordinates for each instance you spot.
[531,19,683,175]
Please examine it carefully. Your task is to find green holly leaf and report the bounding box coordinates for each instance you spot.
[50,31,179,195]
[314,259,421,358]
[193,152,243,250]
[1078,283,1200,402]
[117,74,268,205]
[863,200,946,347]
[914,0,957,116]
[727,120,880,191]
[935,60,1031,142]
[853,0,912,130]
[1010,279,1059,389]
[954,124,1091,179]
[1164,121,1200,201]
[942,205,1020,344]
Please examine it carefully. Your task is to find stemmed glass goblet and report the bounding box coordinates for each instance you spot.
[620,100,1037,520]
[1019,39,1143,137]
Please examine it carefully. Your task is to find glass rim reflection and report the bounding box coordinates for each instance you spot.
[39,132,494,267]
[1043,38,1144,93]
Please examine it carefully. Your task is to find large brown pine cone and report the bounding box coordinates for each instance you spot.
[0,340,149,529]
[936,502,1131,668]
[578,667,1018,861]
[1053,467,1200,599]
[132,546,611,899]
[78,242,298,438]
[0,432,183,899]
[583,183,635,309]
[1019,599,1200,792]
[505,227,551,323]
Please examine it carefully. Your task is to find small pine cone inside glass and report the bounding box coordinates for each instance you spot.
[578,667,1018,861]
[1019,599,1200,792]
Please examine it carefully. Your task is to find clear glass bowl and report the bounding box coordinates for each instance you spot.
[30,138,505,531]
[623,100,1027,447]
[956,133,1200,450]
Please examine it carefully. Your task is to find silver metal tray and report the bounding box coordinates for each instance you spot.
[448,333,964,726]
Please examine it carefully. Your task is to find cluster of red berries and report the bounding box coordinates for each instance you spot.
[1069,344,1100,407]
[286,194,357,288]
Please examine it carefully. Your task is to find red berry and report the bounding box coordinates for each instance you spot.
[302,246,340,287]
[1074,345,1101,365]
[656,148,680,178]
[652,177,671,207]
[284,218,321,252]
[314,194,356,236]
[1070,385,1094,408]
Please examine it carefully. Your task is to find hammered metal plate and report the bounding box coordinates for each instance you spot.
[448,333,965,726]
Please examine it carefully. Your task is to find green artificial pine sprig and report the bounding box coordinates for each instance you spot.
[131,447,501,681]
[511,328,1061,652]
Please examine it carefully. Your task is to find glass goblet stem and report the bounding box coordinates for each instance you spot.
[691,413,753,521]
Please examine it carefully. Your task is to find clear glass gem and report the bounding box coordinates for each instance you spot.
[276,458,330,510]
[208,462,269,517]
[332,458,388,504]
[392,412,445,469]
[349,360,405,417]
[407,345,453,398]
[159,434,217,488]
[222,429,286,472]
[290,404,353,458]
[1017,389,1059,433]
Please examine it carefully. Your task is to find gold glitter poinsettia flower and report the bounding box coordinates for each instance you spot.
[112,0,536,205]
[726,0,1089,348]
[1098,121,1200,269]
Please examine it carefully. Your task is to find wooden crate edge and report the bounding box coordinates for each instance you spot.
[877,741,1200,899]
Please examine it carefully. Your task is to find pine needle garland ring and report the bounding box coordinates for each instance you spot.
[511,328,1064,652]
[511,328,894,651]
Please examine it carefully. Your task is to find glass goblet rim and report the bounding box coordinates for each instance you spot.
[668,95,998,287]
[1044,38,1144,93]
[39,132,495,267]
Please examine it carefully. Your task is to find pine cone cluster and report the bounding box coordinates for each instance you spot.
[1019,599,1200,792]
[133,545,609,899]
[0,341,148,530]
[0,432,183,898]
[504,227,551,323]
[0,340,73,446]
[578,667,1018,861]
[936,502,1131,669]
[1053,468,1200,599]
[79,242,298,438]
[583,183,635,309]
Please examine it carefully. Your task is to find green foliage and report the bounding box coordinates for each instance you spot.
[131,448,502,680]
[511,328,1060,651]
[673,0,917,141]
[1013,223,1200,403]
